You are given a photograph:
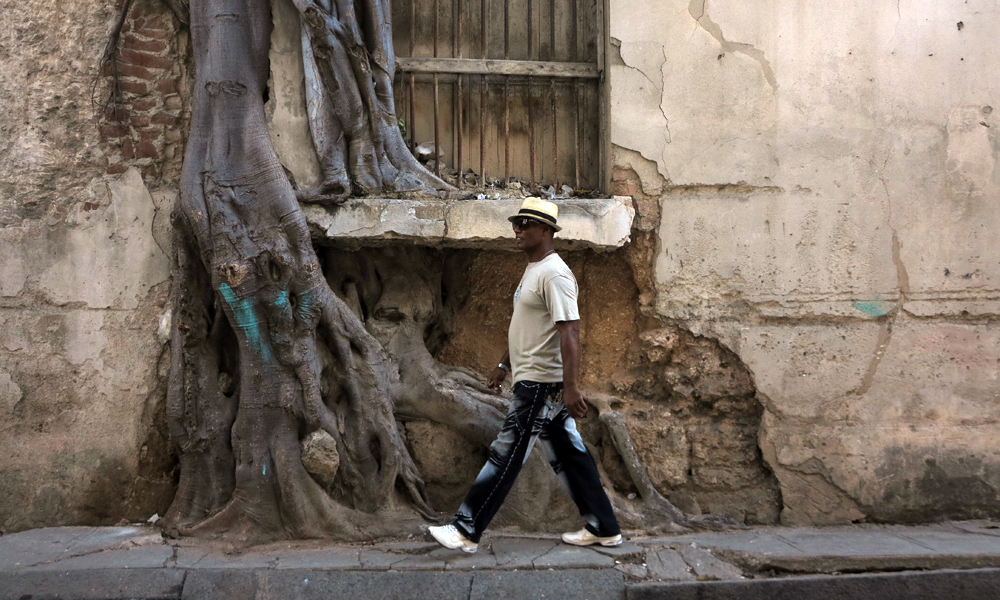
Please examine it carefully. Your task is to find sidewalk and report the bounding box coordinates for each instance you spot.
[2,521,1000,599]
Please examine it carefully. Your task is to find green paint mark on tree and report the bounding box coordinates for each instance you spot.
[219,283,274,362]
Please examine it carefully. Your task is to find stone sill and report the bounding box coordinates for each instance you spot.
[303,197,636,251]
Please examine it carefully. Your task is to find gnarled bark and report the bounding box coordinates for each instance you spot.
[160,0,718,544]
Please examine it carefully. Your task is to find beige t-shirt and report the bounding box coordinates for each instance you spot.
[508,253,580,383]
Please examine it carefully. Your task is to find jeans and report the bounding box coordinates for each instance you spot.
[452,381,621,543]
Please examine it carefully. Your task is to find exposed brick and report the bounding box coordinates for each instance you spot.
[120,49,174,70]
[118,80,149,95]
[142,164,161,179]
[99,124,129,138]
[139,127,162,141]
[123,36,169,53]
[136,140,158,159]
[130,114,151,127]
[132,17,145,30]
[106,163,128,175]
[116,62,157,80]
[130,98,158,111]
[151,112,178,126]
[104,104,129,121]
[135,28,174,40]
[120,20,131,33]
[141,16,169,30]
[122,138,135,160]
[155,79,179,94]
[164,95,183,110]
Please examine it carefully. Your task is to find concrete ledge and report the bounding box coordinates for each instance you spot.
[0,569,186,600]
[627,568,1000,600]
[303,197,635,251]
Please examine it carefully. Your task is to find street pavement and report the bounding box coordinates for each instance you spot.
[2,521,1000,599]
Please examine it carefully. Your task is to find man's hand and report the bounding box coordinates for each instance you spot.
[563,386,587,419]
[487,366,507,394]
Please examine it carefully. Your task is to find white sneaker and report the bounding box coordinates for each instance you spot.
[561,528,623,547]
[428,524,478,553]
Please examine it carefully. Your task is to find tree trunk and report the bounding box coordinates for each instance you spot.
[161,0,710,544]
[165,0,435,542]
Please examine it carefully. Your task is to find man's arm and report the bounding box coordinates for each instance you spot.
[487,350,511,394]
[555,320,586,418]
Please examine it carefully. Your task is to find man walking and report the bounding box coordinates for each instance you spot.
[428,198,622,553]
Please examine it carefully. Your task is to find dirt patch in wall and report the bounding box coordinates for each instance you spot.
[433,244,782,525]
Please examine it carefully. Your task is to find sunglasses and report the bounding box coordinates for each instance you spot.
[511,217,541,229]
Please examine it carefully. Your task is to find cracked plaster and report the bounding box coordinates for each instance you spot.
[611,0,1000,524]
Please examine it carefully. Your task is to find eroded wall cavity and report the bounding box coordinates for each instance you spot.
[612,0,1000,523]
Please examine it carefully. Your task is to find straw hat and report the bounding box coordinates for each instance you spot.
[507,197,562,232]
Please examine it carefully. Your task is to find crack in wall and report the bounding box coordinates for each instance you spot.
[687,0,778,91]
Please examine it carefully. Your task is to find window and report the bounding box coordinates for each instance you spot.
[392,0,607,192]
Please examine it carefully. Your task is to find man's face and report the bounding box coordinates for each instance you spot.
[512,217,550,251]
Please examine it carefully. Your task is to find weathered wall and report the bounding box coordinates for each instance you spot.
[610,0,1000,523]
[0,0,184,532]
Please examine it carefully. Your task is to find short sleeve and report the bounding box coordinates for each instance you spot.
[543,273,580,323]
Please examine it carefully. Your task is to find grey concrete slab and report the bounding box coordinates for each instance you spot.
[390,553,448,570]
[470,568,625,600]
[492,537,558,568]
[358,548,407,569]
[626,568,1000,600]
[643,532,804,557]
[376,540,440,553]
[773,528,938,556]
[181,569,474,600]
[950,521,1000,538]
[591,542,646,559]
[0,569,186,600]
[30,544,174,571]
[67,527,163,554]
[189,550,281,569]
[675,545,744,580]
[430,546,501,571]
[0,526,97,568]
[616,563,649,580]
[170,547,210,568]
[274,547,361,569]
[894,529,1000,554]
[533,545,616,569]
[645,548,695,582]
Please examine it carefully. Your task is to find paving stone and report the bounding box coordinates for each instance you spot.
[274,547,361,569]
[171,546,210,568]
[951,521,1000,538]
[390,554,448,570]
[895,530,1000,555]
[430,545,500,570]
[615,562,648,579]
[774,529,937,556]
[470,568,625,600]
[644,531,802,557]
[492,537,559,568]
[68,527,163,554]
[675,544,744,580]
[0,527,97,569]
[181,569,473,600]
[533,545,616,569]
[376,540,440,553]
[1,569,186,600]
[645,548,694,581]
[359,548,407,569]
[189,550,281,568]
[592,542,646,560]
[31,544,174,570]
